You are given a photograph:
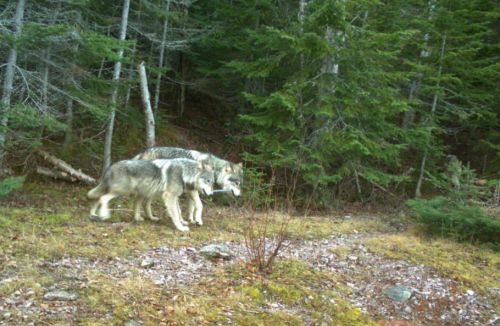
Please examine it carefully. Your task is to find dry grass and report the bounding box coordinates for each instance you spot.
[361,227,500,293]
[0,181,388,324]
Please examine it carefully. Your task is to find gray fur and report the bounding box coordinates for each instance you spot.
[133,146,243,226]
[87,158,214,232]
[134,147,243,191]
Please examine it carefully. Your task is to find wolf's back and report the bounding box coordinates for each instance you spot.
[133,147,198,161]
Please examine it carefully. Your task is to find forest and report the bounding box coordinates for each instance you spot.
[0,0,499,325]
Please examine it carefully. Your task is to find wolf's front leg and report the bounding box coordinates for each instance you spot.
[175,197,189,226]
[192,191,204,226]
[186,192,196,224]
[163,193,189,232]
[134,197,144,222]
[144,199,159,221]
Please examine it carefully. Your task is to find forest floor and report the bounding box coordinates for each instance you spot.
[0,180,498,325]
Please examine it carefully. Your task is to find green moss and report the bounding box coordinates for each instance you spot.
[266,282,303,305]
[239,285,265,304]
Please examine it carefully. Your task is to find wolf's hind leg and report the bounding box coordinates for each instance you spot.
[144,199,159,221]
[134,197,145,222]
[163,193,189,232]
[90,200,100,217]
[98,193,118,220]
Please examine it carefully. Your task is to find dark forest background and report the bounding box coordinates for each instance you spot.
[0,0,498,216]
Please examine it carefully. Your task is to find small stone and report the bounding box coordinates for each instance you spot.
[124,320,142,326]
[384,285,413,302]
[140,258,155,268]
[404,306,412,314]
[337,261,348,268]
[43,290,79,301]
[348,255,358,261]
[3,312,11,318]
[199,244,233,260]
[466,290,475,296]
[178,236,190,241]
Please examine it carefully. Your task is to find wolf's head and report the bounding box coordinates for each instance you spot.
[196,160,215,196]
[220,162,243,197]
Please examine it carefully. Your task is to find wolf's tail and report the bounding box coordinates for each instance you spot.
[87,183,106,199]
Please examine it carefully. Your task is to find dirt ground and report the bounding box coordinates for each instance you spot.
[0,181,498,325]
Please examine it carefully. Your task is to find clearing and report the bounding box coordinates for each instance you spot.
[0,181,498,325]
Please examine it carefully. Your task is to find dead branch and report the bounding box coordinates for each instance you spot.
[36,149,96,184]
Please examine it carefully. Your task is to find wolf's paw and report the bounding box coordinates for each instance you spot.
[134,216,145,222]
[195,220,203,226]
[180,220,190,226]
[149,216,159,221]
[176,225,190,232]
[89,215,103,221]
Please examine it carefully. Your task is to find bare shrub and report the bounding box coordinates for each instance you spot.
[243,209,291,273]
[243,166,294,273]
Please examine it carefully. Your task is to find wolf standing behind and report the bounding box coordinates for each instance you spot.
[134,147,243,226]
[87,158,214,232]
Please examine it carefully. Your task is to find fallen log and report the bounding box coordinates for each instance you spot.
[36,166,79,183]
[36,149,96,184]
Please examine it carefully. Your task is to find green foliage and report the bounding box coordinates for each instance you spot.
[408,158,499,246]
[407,196,499,246]
[6,104,66,149]
[0,176,25,198]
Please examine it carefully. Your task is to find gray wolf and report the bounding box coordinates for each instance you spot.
[87,158,214,232]
[133,147,243,226]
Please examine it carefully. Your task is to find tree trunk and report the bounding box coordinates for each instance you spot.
[41,51,50,112]
[63,99,73,148]
[102,0,130,176]
[179,53,186,117]
[0,0,26,172]
[97,26,111,79]
[415,35,446,198]
[403,0,435,129]
[153,0,171,116]
[124,41,137,110]
[138,61,156,148]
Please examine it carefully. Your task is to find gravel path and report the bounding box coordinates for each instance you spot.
[1,233,498,325]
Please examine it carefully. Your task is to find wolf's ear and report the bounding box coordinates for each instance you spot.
[197,162,203,169]
[225,165,232,173]
[237,162,243,168]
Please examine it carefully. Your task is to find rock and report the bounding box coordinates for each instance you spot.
[384,285,413,302]
[140,258,155,268]
[124,320,142,326]
[348,255,358,261]
[43,290,79,301]
[199,244,233,260]
[466,289,475,296]
[404,306,412,314]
